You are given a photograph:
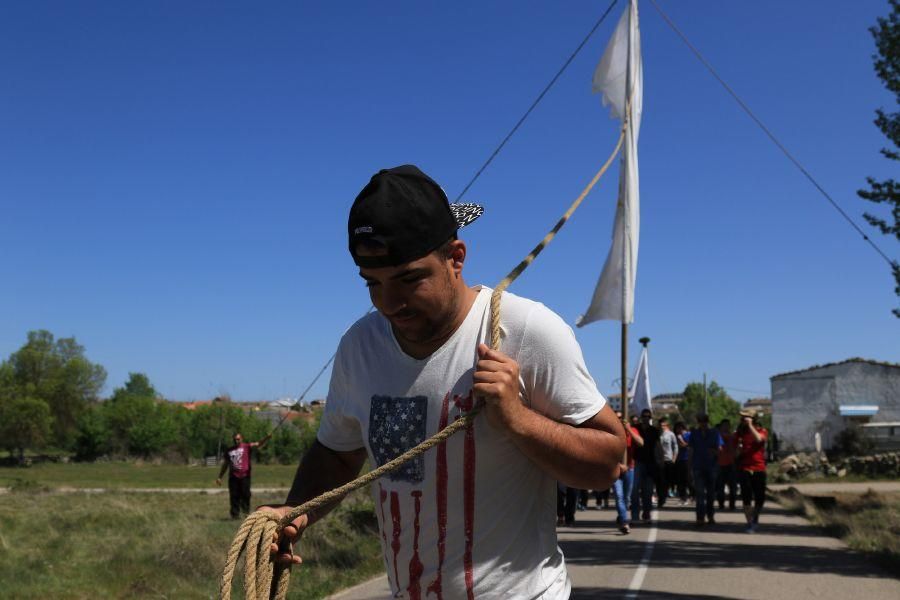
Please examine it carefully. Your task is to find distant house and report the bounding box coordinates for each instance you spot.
[177,400,214,411]
[743,397,772,416]
[652,393,683,415]
[604,392,682,416]
[770,358,900,452]
[606,393,624,413]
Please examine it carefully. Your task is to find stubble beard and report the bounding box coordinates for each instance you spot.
[396,269,461,347]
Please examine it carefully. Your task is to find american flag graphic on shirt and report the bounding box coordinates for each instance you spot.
[368,395,428,483]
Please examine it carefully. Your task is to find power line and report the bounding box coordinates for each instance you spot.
[454,0,620,202]
[267,351,336,433]
[269,307,374,434]
[648,0,896,270]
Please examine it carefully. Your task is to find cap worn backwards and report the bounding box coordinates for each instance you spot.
[348,165,484,269]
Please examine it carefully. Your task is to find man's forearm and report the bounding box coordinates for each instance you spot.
[503,407,624,490]
[284,441,367,527]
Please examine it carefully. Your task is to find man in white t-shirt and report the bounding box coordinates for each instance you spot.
[265,165,626,599]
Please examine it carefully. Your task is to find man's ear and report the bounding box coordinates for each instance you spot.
[448,239,467,274]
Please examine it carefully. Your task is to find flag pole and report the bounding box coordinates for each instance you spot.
[621,323,628,423]
[621,0,635,426]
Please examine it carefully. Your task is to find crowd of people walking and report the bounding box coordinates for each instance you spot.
[558,408,770,534]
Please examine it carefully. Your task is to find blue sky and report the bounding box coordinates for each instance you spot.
[2,1,897,403]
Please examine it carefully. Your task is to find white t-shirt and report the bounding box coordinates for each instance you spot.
[318,286,606,600]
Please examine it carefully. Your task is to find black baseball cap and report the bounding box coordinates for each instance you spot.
[348,165,484,268]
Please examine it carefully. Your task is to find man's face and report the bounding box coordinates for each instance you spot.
[233,434,243,445]
[358,245,462,346]
[697,417,709,430]
[640,411,651,425]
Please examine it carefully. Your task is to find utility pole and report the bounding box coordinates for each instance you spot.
[216,396,224,463]
[703,372,708,415]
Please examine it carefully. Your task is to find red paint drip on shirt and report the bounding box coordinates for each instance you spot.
[407,491,424,600]
[427,392,451,599]
[390,490,402,590]
[379,484,388,548]
[459,391,477,600]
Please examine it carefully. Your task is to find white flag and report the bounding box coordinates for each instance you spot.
[629,345,652,416]
[577,0,642,326]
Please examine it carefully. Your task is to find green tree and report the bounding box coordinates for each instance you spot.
[859,0,900,318]
[0,396,53,462]
[72,405,111,461]
[121,372,157,398]
[678,380,741,428]
[2,330,106,448]
[185,400,269,459]
[254,412,319,465]
[102,373,178,458]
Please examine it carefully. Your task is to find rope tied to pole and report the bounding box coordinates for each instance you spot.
[219,127,626,600]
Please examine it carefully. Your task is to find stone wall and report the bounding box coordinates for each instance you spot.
[774,451,900,483]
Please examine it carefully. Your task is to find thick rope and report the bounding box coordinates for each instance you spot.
[489,127,625,349]
[219,128,625,600]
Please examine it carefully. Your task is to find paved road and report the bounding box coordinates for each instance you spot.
[327,493,900,600]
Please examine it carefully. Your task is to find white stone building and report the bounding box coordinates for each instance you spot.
[770,358,900,452]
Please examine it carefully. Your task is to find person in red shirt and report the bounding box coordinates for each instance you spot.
[611,412,642,534]
[715,419,738,511]
[735,411,768,532]
[217,431,272,519]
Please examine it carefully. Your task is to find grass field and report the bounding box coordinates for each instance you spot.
[775,488,900,575]
[0,461,300,490]
[0,486,384,599]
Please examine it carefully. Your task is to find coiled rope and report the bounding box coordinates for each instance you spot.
[219,126,626,600]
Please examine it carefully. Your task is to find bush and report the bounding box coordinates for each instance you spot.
[73,406,110,461]
[0,396,53,462]
[66,372,321,463]
[834,426,875,457]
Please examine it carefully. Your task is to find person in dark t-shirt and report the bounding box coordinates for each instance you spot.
[631,408,660,522]
[682,413,724,526]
